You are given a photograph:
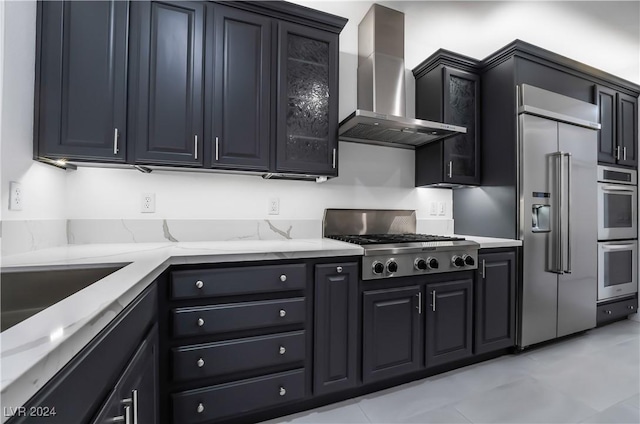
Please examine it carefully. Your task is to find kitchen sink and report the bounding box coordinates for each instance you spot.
[1,264,128,332]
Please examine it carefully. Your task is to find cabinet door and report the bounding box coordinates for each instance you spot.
[595,85,617,165]
[475,251,516,354]
[443,67,480,185]
[618,93,638,167]
[425,279,473,367]
[36,1,128,162]
[362,286,422,384]
[91,324,159,424]
[276,22,339,176]
[131,0,204,166]
[208,5,271,170]
[314,263,358,395]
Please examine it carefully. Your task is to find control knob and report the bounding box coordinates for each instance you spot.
[414,258,428,271]
[428,257,439,270]
[452,256,465,268]
[463,255,475,266]
[372,261,384,275]
[387,260,398,274]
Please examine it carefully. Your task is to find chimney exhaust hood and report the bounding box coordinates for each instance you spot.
[338,4,466,149]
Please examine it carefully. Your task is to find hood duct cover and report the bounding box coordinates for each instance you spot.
[338,4,466,148]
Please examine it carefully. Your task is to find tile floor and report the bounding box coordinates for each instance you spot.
[264,317,640,423]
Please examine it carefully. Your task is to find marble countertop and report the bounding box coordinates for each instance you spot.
[0,239,363,419]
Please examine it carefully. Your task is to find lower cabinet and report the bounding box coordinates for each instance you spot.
[425,278,474,367]
[313,263,358,395]
[362,286,423,383]
[475,250,516,354]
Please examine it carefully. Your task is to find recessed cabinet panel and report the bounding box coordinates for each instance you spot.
[37,0,128,162]
[618,93,638,167]
[131,0,204,165]
[276,23,339,175]
[596,86,617,164]
[210,5,271,170]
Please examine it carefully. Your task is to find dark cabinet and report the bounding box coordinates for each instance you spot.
[130,0,205,166]
[313,263,358,395]
[207,4,272,170]
[35,0,128,163]
[475,250,516,354]
[414,63,481,186]
[595,85,638,167]
[91,325,159,424]
[276,22,339,176]
[362,286,423,383]
[425,278,473,367]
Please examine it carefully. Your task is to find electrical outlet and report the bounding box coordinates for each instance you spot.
[141,193,156,213]
[9,181,22,211]
[438,201,445,216]
[268,198,280,215]
[429,202,437,216]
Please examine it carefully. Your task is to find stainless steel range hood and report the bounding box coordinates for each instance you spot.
[338,4,466,149]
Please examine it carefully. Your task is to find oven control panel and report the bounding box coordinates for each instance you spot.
[363,250,478,280]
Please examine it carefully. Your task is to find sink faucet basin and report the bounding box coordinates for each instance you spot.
[1,264,128,332]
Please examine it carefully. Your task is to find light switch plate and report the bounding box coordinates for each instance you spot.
[438,202,445,216]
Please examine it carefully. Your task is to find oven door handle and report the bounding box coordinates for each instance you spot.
[601,185,636,192]
[601,243,636,250]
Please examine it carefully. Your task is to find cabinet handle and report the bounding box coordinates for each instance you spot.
[131,390,138,424]
[332,148,337,169]
[112,405,131,423]
[432,290,436,312]
[605,310,612,315]
[448,161,453,178]
[616,146,621,160]
[623,147,627,161]
[197,318,205,327]
[195,280,204,289]
[197,403,205,414]
[194,135,198,160]
[629,305,635,310]
[280,274,287,282]
[197,358,205,368]
[279,387,286,396]
[416,292,422,314]
[481,259,486,279]
[279,346,286,355]
[215,137,219,161]
[279,309,286,318]
[113,128,119,155]
[336,266,343,273]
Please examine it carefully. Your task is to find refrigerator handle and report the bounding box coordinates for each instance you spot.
[564,152,572,274]
[551,152,564,274]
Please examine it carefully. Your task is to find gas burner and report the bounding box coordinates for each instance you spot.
[327,234,466,245]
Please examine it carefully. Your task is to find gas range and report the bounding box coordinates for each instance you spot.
[324,209,479,280]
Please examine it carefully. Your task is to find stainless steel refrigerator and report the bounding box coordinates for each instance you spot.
[517,84,600,348]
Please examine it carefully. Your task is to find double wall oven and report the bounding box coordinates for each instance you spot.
[597,165,638,302]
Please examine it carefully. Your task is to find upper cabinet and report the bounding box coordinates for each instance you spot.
[595,85,638,167]
[413,54,481,187]
[34,1,347,178]
[130,0,205,166]
[35,0,129,164]
[276,23,339,175]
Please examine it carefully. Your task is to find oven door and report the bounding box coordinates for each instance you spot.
[597,240,638,301]
[597,183,637,240]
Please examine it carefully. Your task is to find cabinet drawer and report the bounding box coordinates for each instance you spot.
[170,264,306,300]
[172,369,305,423]
[597,297,638,325]
[172,331,305,381]
[172,297,305,337]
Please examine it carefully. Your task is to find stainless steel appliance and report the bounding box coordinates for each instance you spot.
[597,240,638,301]
[323,209,479,279]
[597,165,637,241]
[518,84,600,348]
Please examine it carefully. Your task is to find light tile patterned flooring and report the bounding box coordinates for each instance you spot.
[264,317,640,423]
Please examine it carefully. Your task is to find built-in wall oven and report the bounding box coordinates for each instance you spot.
[597,166,637,241]
[597,165,638,303]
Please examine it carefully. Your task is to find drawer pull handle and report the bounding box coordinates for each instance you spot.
[629,305,635,310]
[197,358,205,368]
[197,403,205,414]
[279,387,286,396]
[336,266,343,273]
[279,346,286,355]
[195,280,204,289]
[605,310,612,315]
[197,318,205,327]
[280,274,287,282]
[279,309,286,318]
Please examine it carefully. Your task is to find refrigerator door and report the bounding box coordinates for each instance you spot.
[519,114,560,347]
[557,122,597,337]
